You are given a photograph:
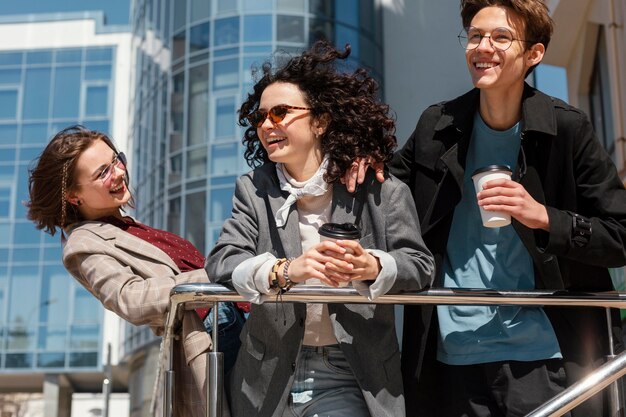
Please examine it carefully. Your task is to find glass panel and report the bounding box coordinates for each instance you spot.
[277,15,305,43]
[168,197,181,235]
[173,0,187,31]
[185,191,206,254]
[73,286,101,324]
[69,351,98,367]
[5,353,33,368]
[310,18,334,44]
[55,49,82,63]
[336,0,358,27]
[210,187,234,222]
[70,325,99,349]
[40,265,70,324]
[43,245,62,262]
[186,147,207,179]
[191,0,210,22]
[52,66,81,119]
[85,48,113,62]
[278,0,304,12]
[0,224,9,245]
[83,120,109,134]
[0,69,21,84]
[8,266,39,326]
[0,124,17,145]
[21,123,49,145]
[213,59,238,90]
[243,0,271,11]
[19,146,40,162]
[244,15,272,43]
[211,143,238,175]
[13,222,42,245]
[26,51,53,65]
[0,266,7,324]
[190,22,210,52]
[215,96,236,137]
[0,201,8,218]
[15,163,29,219]
[169,154,183,184]
[214,17,239,47]
[85,86,109,116]
[38,352,65,368]
[188,65,209,146]
[38,327,67,351]
[217,0,237,13]
[12,247,40,263]
[171,72,185,133]
[23,67,52,120]
[0,89,18,120]
[84,65,112,81]
[0,52,22,66]
[173,30,186,61]
[336,25,359,56]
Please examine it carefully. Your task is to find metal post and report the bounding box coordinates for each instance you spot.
[605,308,625,417]
[207,302,224,417]
[102,343,112,417]
[165,370,175,417]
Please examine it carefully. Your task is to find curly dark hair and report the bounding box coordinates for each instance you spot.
[238,40,396,183]
[27,125,133,235]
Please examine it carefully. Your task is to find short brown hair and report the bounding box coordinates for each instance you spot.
[27,125,131,235]
[460,0,554,51]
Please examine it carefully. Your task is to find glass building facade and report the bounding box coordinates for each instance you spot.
[0,46,115,372]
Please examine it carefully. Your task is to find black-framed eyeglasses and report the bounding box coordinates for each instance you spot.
[458,26,534,51]
[77,152,127,187]
[247,105,311,127]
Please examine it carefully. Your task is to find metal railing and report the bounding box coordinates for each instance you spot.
[162,283,626,417]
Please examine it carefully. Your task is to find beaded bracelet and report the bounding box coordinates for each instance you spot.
[270,258,287,289]
[280,257,296,292]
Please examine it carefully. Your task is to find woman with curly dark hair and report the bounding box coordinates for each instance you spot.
[206,41,434,417]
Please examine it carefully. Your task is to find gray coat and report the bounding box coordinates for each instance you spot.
[206,163,434,417]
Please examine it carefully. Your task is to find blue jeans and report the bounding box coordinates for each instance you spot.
[282,345,370,417]
[202,302,245,376]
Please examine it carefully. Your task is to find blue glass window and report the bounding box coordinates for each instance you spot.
[277,15,305,43]
[0,224,9,245]
[214,17,239,47]
[40,266,70,325]
[83,120,109,134]
[43,245,62,262]
[0,124,17,145]
[186,147,207,179]
[336,0,359,27]
[211,143,238,175]
[23,68,52,120]
[0,148,15,163]
[0,52,22,66]
[55,49,82,63]
[73,287,101,324]
[85,48,113,62]
[13,222,42,245]
[70,325,99,349]
[0,69,21,84]
[243,0,271,11]
[0,89,18,120]
[173,30,186,61]
[185,191,206,254]
[244,15,272,43]
[38,327,67,351]
[84,65,112,81]
[174,0,187,31]
[52,66,81,119]
[172,72,185,132]
[85,86,109,116]
[5,353,34,368]
[26,51,52,65]
[213,59,238,90]
[278,0,305,12]
[188,65,209,145]
[190,0,210,22]
[21,123,48,145]
[8,266,39,326]
[209,187,234,222]
[215,96,236,137]
[69,351,98,367]
[38,352,65,368]
[217,0,237,13]
[190,22,210,52]
[19,147,41,162]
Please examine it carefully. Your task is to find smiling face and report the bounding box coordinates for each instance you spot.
[257,82,325,181]
[465,6,544,96]
[68,139,131,220]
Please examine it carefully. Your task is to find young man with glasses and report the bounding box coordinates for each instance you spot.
[348,0,626,416]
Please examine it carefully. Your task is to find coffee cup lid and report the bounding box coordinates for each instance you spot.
[318,222,361,239]
[471,165,512,178]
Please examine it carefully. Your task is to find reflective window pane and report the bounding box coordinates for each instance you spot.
[52,66,81,118]
[55,49,82,63]
[38,327,67,351]
[244,15,272,43]
[243,0,271,11]
[211,143,238,175]
[277,15,305,43]
[0,69,21,84]
[8,266,39,326]
[191,0,210,22]
[0,89,18,119]
[0,124,17,145]
[190,22,210,52]
[0,148,15,163]
[210,187,234,222]
[21,123,48,145]
[278,0,305,12]
[69,351,98,367]
[84,65,112,81]
[217,0,237,14]
[40,265,70,324]
[215,96,235,137]
[173,30,186,61]
[173,0,187,31]
[70,325,99,349]
[185,191,206,254]
[85,86,108,116]
[171,72,185,133]
[5,353,34,368]
[23,68,52,120]
[214,17,239,47]
[0,52,22,66]
[188,65,209,145]
[13,222,42,245]
[85,48,113,62]
[213,59,238,90]
[336,0,359,27]
[186,147,207,179]
[38,352,65,368]
[73,286,101,324]
[26,51,52,65]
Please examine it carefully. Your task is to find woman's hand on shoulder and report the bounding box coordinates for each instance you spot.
[340,158,385,192]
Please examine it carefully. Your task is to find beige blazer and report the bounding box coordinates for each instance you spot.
[63,220,212,417]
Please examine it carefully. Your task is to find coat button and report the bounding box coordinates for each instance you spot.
[291,362,296,371]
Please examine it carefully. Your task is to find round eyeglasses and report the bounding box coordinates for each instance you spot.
[247,105,311,127]
[77,152,127,188]
[458,27,534,51]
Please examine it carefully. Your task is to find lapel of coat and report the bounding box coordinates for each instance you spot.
[267,172,304,260]
[330,183,358,225]
[81,221,181,273]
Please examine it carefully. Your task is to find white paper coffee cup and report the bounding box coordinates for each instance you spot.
[319,223,361,287]
[471,165,513,228]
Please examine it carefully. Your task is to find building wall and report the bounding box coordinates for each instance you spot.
[0,12,131,411]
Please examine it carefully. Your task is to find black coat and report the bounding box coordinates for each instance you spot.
[391,84,626,417]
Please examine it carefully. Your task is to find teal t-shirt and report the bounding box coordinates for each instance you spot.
[436,113,561,365]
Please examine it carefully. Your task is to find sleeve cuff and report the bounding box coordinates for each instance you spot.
[232,253,277,304]
[352,249,397,300]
